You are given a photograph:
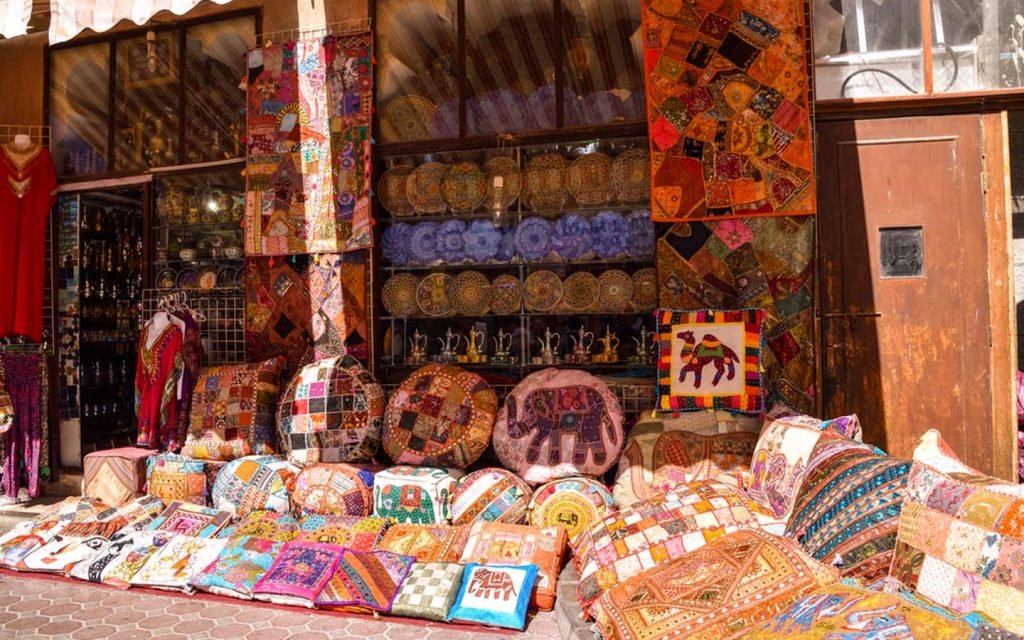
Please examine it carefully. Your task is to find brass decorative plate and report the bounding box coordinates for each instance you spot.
[562,271,599,312]
[523,153,568,211]
[490,274,522,315]
[567,153,613,206]
[382,273,421,317]
[611,149,651,204]
[406,162,449,215]
[416,272,454,317]
[381,95,437,143]
[632,268,658,310]
[598,269,633,311]
[451,270,493,316]
[379,165,416,217]
[523,270,563,312]
[441,162,488,212]
[483,156,522,211]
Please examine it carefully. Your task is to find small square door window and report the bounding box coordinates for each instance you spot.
[880,227,925,278]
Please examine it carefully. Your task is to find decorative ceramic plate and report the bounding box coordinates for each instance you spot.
[381,95,437,143]
[382,273,421,317]
[176,268,199,289]
[598,269,633,311]
[198,268,218,290]
[591,211,630,259]
[523,153,568,211]
[632,268,658,310]
[406,162,449,214]
[382,223,413,266]
[441,162,487,212]
[409,222,440,264]
[416,273,454,317]
[523,270,563,312]
[483,156,522,211]
[437,219,467,263]
[490,274,522,315]
[451,270,493,316]
[379,165,416,217]
[567,153,613,206]
[551,214,593,260]
[514,217,554,261]
[611,149,651,204]
[626,210,656,258]
[562,272,599,312]
[463,220,502,262]
[496,227,516,262]
[156,268,177,290]
[216,267,236,289]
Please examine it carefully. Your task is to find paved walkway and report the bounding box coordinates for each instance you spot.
[0,571,561,639]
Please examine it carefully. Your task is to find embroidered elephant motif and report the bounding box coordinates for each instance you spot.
[505,386,611,466]
[469,567,518,601]
[375,484,434,524]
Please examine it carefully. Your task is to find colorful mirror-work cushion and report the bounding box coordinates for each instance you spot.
[493,368,625,485]
[277,355,384,465]
[191,536,283,599]
[382,364,497,469]
[210,455,299,520]
[593,529,840,640]
[449,563,538,630]
[373,466,463,524]
[450,468,532,525]
[655,308,765,414]
[253,540,345,607]
[459,521,567,611]
[297,515,387,551]
[528,477,615,544]
[220,510,298,542]
[148,501,231,538]
[181,357,285,461]
[146,453,207,506]
[391,561,466,622]
[291,463,375,517]
[130,535,226,593]
[316,549,416,613]
[373,524,467,563]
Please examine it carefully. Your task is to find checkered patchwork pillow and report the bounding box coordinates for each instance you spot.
[391,562,466,621]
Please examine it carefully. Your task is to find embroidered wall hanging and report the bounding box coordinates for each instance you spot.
[641,0,815,220]
[656,308,764,413]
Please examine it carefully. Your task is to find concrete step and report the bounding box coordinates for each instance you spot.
[556,562,595,640]
[42,469,83,497]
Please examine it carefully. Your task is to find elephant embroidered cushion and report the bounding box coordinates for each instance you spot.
[253,540,345,607]
[373,524,468,562]
[210,455,299,520]
[146,453,207,506]
[655,308,765,414]
[391,561,466,622]
[291,463,376,517]
[277,355,385,466]
[492,368,625,485]
[296,514,387,551]
[316,549,417,613]
[450,468,532,525]
[373,466,463,524]
[458,521,567,611]
[382,364,497,468]
[528,477,616,544]
[449,563,539,630]
[191,536,284,599]
[220,510,298,542]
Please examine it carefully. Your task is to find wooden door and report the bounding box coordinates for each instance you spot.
[817,113,1016,478]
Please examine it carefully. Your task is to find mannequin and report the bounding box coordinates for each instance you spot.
[11,134,32,149]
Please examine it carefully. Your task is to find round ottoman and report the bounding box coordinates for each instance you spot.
[211,455,299,520]
[291,463,376,517]
[528,477,616,543]
[382,364,497,468]
[493,368,625,484]
[277,355,385,465]
[450,468,532,525]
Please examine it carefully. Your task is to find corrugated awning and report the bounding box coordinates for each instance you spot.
[0,0,31,38]
[48,0,231,44]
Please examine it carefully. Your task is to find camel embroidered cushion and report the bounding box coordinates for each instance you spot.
[492,368,625,485]
[528,477,616,544]
[449,563,539,630]
[373,466,463,524]
[655,308,765,414]
[450,468,532,525]
[291,463,377,517]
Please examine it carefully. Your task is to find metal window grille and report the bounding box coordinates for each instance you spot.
[141,289,246,365]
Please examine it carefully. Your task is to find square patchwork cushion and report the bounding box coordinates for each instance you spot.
[493,368,625,485]
[391,561,466,622]
[450,468,532,526]
[69,527,154,583]
[784,434,911,582]
[373,466,463,524]
[277,355,384,465]
[449,563,538,630]
[149,501,231,538]
[316,548,416,612]
[655,308,765,414]
[130,535,226,593]
[297,515,388,550]
[528,477,616,544]
[382,364,497,469]
[191,536,284,599]
[210,455,299,519]
[253,540,345,607]
[181,357,285,461]
[743,583,977,640]
[574,479,786,618]
[83,447,154,507]
[890,430,1024,634]
[220,510,299,542]
[146,453,207,506]
[291,463,376,517]
[374,524,468,562]
[593,529,841,640]
[459,521,567,611]
[18,534,108,574]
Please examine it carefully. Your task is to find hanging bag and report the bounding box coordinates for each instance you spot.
[0,356,13,434]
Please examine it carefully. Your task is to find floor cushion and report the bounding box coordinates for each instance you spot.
[148,501,231,538]
[373,466,463,524]
[146,453,207,506]
[130,535,226,593]
[373,524,468,562]
[112,495,167,529]
[493,367,625,485]
[277,355,384,465]
[391,561,466,622]
[253,540,345,607]
[210,455,299,520]
[18,534,107,574]
[83,447,153,507]
[104,531,175,586]
[449,563,538,630]
[528,477,616,544]
[382,364,497,469]
[291,463,376,517]
[191,536,284,599]
[181,357,285,461]
[316,549,416,613]
[220,510,298,542]
[0,519,64,569]
[450,468,532,525]
[69,527,153,583]
[297,514,387,551]
[458,521,567,611]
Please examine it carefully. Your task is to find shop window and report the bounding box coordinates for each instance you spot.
[114,30,181,171]
[50,43,110,177]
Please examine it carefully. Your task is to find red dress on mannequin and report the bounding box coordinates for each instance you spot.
[135,322,184,450]
[0,142,58,342]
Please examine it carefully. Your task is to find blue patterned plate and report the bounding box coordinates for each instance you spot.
[462,220,502,262]
[409,222,440,264]
[626,210,656,258]
[590,211,629,259]
[514,217,554,261]
[437,219,467,263]
[551,214,593,260]
[381,223,413,266]
[496,226,516,262]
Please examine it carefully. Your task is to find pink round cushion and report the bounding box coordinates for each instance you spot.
[493,368,625,485]
[291,463,378,517]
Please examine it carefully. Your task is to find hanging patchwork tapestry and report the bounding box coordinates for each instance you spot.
[655,308,764,413]
[657,218,815,410]
[641,0,814,221]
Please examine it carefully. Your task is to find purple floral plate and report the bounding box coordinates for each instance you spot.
[590,211,629,259]
[382,223,413,266]
[514,217,554,261]
[626,210,655,258]
[437,219,467,263]
[462,219,502,262]
[551,214,593,260]
[409,222,440,264]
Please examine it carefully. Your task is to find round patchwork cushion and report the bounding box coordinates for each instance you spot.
[450,468,532,525]
[291,463,376,517]
[529,477,616,543]
[277,355,385,465]
[211,455,299,520]
[493,368,625,485]
[383,364,497,468]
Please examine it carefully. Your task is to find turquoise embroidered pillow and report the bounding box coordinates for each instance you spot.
[448,563,538,630]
